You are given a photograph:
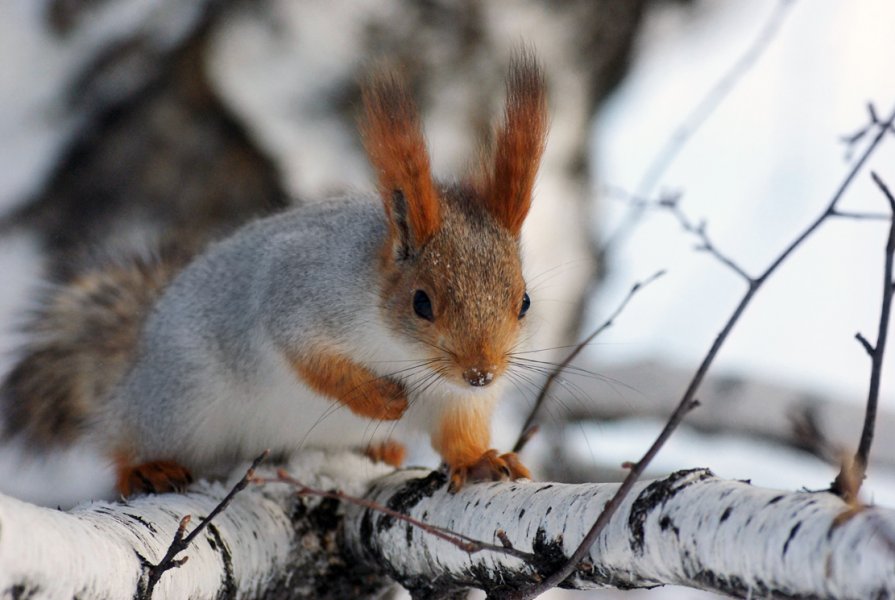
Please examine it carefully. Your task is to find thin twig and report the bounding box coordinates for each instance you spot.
[841,103,883,159]
[832,172,895,498]
[830,208,891,221]
[598,0,797,265]
[509,105,895,600]
[604,187,755,282]
[259,470,536,562]
[513,270,665,453]
[663,198,755,282]
[855,332,875,356]
[140,450,269,599]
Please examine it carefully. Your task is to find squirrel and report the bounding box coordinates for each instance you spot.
[0,52,548,497]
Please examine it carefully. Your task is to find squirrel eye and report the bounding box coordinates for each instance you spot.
[412,290,434,321]
[518,292,531,319]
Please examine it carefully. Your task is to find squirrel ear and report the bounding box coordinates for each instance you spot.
[477,51,548,237]
[361,69,441,257]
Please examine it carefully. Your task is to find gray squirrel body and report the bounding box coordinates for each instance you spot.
[1,53,548,495]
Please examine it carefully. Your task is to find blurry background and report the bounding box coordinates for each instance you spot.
[1,0,894,598]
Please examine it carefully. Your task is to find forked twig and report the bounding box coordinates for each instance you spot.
[258,470,536,562]
[832,172,895,498]
[508,106,895,600]
[513,270,665,453]
[139,451,269,599]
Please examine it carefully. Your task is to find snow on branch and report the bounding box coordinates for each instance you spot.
[4,451,892,599]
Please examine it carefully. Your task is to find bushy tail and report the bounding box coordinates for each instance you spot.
[1,246,194,449]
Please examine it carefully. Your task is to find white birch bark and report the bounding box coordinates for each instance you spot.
[347,467,895,599]
[2,451,893,599]
[0,452,396,599]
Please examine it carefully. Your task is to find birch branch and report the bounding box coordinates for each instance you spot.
[0,452,396,600]
[345,467,895,599]
[4,451,890,599]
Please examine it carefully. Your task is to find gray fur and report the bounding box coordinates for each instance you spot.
[105,195,400,473]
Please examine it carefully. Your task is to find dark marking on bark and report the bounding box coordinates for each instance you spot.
[308,496,341,532]
[133,549,152,600]
[629,469,713,554]
[207,523,235,600]
[378,470,446,530]
[783,522,801,555]
[6,583,40,600]
[533,484,554,494]
[406,523,414,547]
[359,508,375,557]
[545,506,552,516]
[519,508,526,519]
[767,495,784,506]
[659,515,680,538]
[531,527,568,579]
[690,570,806,599]
[125,512,158,534]
[720,506,733,523]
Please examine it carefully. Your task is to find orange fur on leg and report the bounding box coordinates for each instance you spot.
[432,403,530,491]
[291,348,408,420]
[365,440,407,467]
[116,459,193,497]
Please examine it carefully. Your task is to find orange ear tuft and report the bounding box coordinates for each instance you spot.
[361,69,440,252]
[478,51,548,237]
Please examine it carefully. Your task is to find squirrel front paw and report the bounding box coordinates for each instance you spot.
[364,377,408,420]
[116,460,194,497]
[448,450,531,492]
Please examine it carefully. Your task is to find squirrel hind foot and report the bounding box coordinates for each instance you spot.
[116,460,194,497]
[364,440,407,467]
[448,450,531,493]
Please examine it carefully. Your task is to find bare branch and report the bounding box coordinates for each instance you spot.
[841,102,884,159]
[513,104,895,599]
[139,450,269,599]
[604,187,756,282]
[832,172,895,499]
[513,270,665,453]
[829,209,891,221]
[855,332,875,356]
[665,199,755,282]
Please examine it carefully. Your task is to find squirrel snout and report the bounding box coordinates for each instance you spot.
[462,367,495,387]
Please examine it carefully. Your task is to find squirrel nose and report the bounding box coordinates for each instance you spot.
[462,367,494,387]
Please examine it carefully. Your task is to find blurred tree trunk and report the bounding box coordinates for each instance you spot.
[5,0,649,348]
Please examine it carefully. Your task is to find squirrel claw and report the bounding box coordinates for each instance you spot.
[448,450,531,492]
[117,460,194,497]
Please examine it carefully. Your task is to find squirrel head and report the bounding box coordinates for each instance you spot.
[361,52,547,389]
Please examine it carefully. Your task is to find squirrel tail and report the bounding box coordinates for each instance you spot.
[0,245,194,450]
